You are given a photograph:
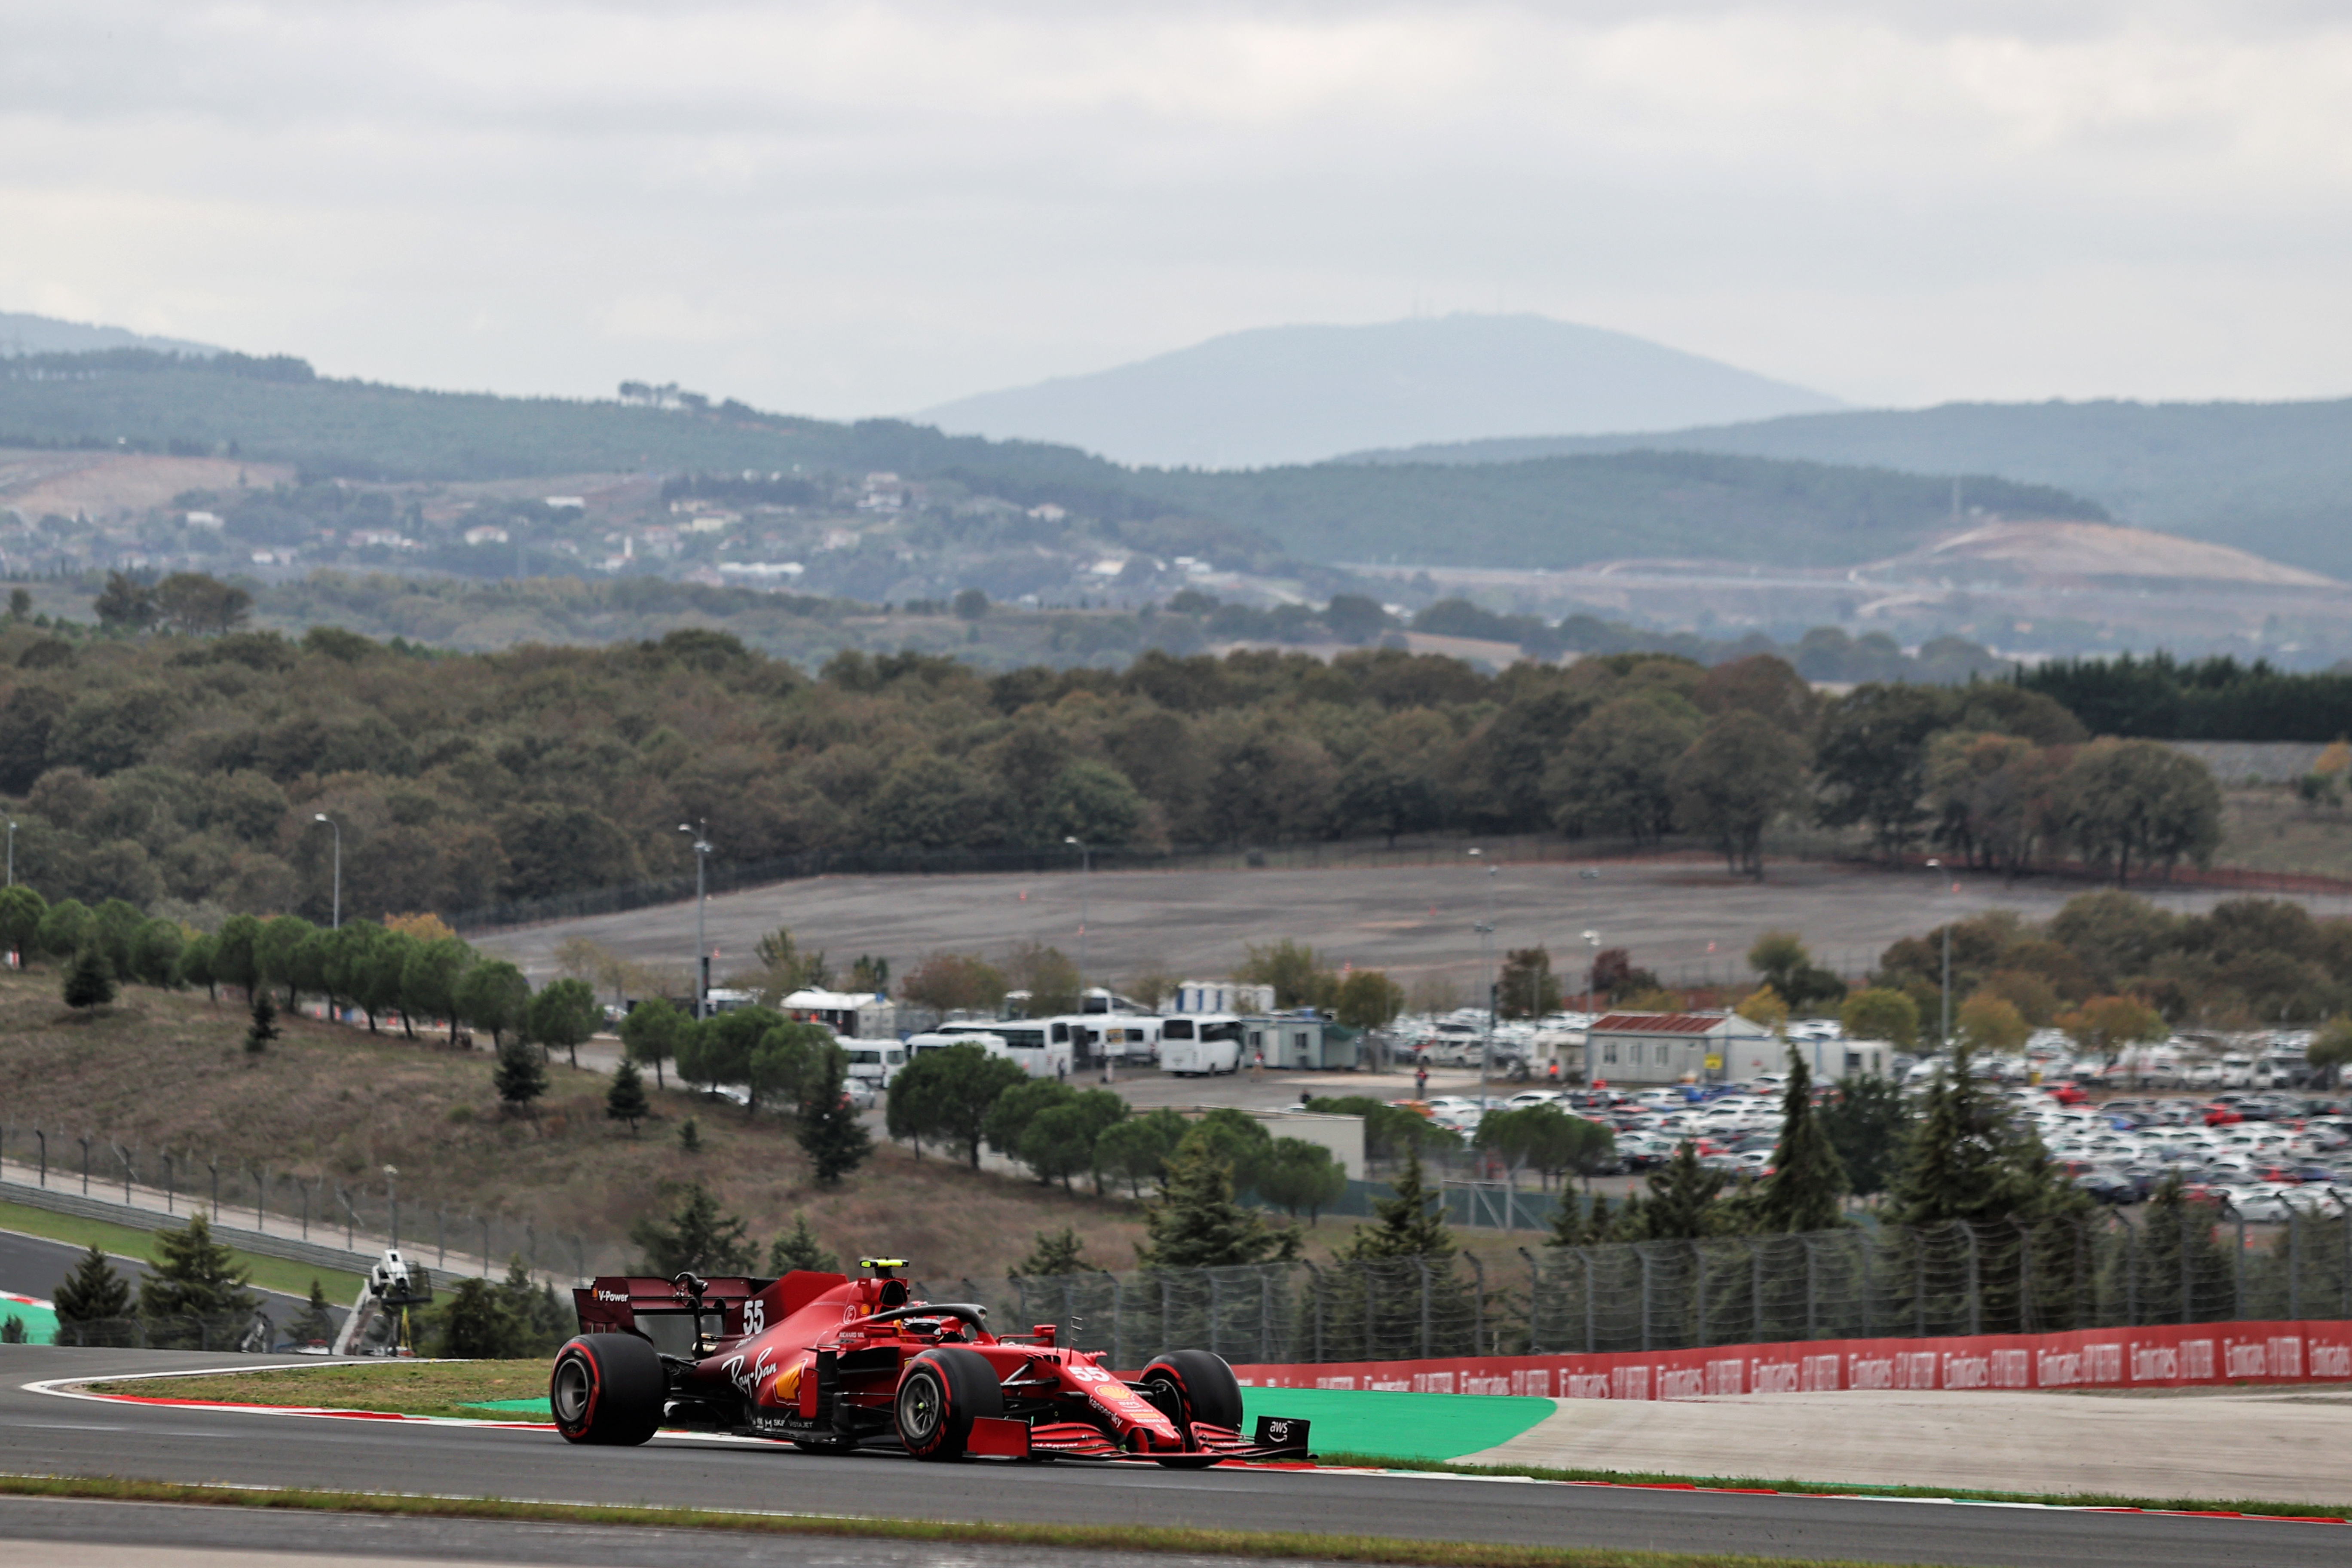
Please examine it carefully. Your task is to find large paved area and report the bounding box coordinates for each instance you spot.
[479,856,2289,992]
[5,1348,2349,1568]
[1474,1387,2352,1506]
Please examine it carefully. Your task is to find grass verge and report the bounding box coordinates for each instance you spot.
[0,1203,366,1302]
[0,1471,1900,1568]
[79,1363,2352,1522]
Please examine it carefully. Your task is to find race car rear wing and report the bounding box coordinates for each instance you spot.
[574,1269,859,1356]
[574,1274,766,1352]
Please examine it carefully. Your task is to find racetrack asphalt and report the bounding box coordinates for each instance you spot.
[3,1348,2348,1568]
[0,1229,320,1320]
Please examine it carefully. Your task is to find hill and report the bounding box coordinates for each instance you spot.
[915,315,1844,469]
[0,966,1145,1283]
[1345,398,2352,579]
[0,354,2101,576]
[0,310,224,359]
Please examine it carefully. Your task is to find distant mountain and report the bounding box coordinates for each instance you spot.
[1344,398,2352,579]
[0,310,224,359]
[914,315,1844,469]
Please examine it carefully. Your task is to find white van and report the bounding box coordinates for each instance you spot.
[929,1021,1072,1080]
[838,1038,908,1097]
[1161,1014,1243,1076]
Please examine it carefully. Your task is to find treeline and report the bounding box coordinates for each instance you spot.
[1867,889,2352,1039]
[2018,653,2352,742]
[0,607,2223,922]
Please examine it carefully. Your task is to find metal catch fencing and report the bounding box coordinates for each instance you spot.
[0,1121,600,1286]
[937,1206,2352,1369]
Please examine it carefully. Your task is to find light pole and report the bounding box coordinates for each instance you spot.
[1581,929,1601,1087]
[385,1164,399,1248]
[680,821,712,1018]
[1926,858,1953,1046]
[1066,835,1105,1081]
[1063,836,1090,1007]
[312,814,340,928]
[1468,848,1497,1105]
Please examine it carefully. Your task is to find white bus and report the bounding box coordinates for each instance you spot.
[1161,1014,1243,1076]
[928,1021,1072,1080]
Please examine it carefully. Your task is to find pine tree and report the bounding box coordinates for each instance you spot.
[630,1182,755,1275]
[1751,1049,1849,1233]
[1638,1142,1730,1240]
[0,1315,24,1343]
[139,1212,257,1330]
[1340,1148,1455,1260]
[62,948,116,1010]
[1011,1226,1091,1279]
[678,1116,703,1153]
[52,1244,131,1324]
[493,1032,547,1112]
[434,1276,525,1358]
[1546,1191,1594,1250]
[767,1212,839,1275]
[289,1278,338,1346]
[605,1057,649,1134]
[796,1046,873,1187]
[1332,1148,1476,1355]
[244,989,279,1052]
[1887,1046,2065,1228]
[1137,1130,1300,1268]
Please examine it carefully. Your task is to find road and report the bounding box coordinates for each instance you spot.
[0,1230,321,1321]
[3,1347,2345,1568]
[476,856,2282,995]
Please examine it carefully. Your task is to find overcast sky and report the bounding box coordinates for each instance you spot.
[4,1,2349,420]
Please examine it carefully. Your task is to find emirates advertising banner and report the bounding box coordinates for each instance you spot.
[1226,1320,2352,1400]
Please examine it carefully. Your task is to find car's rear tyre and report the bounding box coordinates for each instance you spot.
[551,1332,665,1446]
[896,1346,1002,1461]
[1142,1348,1242,1467]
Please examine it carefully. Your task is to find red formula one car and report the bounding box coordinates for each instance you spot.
[550,1259,1312,1466]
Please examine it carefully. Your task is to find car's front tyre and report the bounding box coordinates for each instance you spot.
[896,1346,1002,1461]
[551,1332,665,1446]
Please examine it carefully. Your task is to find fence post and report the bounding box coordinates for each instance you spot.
[483,1216,493,1277]
[1803,1236,1819,1340]
[208,1158,220,1219]
[253,1165,266,1233]
[1208,1271,1222,1358]
[1692,1240,1707,1348]
[2289,1208,2301,1323]
[1581,1250,1595,1354]
[2179,1204,2191,1325]
[1162,1274,1173,1360]
[1260,1269,1274,1363]
[2012,1219,2032,1334]
[2124,1219,2136,1326]
[1964,1225,1980,1337]
[1915,1228,1926,1338]
[2233,1209,2246,1320]
[1638,1246,1652,1354]
[1518,1250,1540,1356]
[437,1210,446,1270]
[163,1153,175,1215]
[1110,1274,1126,1369]
[1417,1258,1433,1359]
[1860,1233,1873,1338]
[1364,1261,1376,1359]
[1752,1240,1764,1342]
[34,1129,44,1188]
[78,1135,92,1196]
[1461,1250,1485,1357]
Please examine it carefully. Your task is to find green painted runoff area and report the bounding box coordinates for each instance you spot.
[458,1387,1556,1461]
